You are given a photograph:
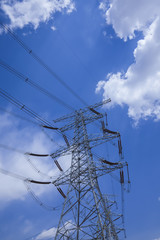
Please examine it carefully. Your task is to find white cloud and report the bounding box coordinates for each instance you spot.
[35,220,73,239]
[0,0,75,30]
[35,227,57,239]
[51,25,56,31]
[97,0,160,123]
[100,0,160,41]
[0,111,71,207]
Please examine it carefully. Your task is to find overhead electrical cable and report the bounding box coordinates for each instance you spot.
[0,87,65,137]
[0,143,25,154]
[0,167,59,211]
[26,156,57,179]
[0,60,74,111]
[0,106,38,125]
[0,88,89,148]
[0,166,53,184]
[0,167,27,181]
[0,143,63,181]
[0,143,51,158]
[24,181,59,211]
[0,23,88,106]
[0,23,113,134]
[0,24,112,131]
[0,142,122,183]
[0,107,65,148]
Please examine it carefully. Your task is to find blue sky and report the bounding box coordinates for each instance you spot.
[0,0,160,239]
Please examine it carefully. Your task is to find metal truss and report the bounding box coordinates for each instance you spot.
[51,99,127,240]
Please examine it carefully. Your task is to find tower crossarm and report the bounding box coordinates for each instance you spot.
[81,113,103,124]
[59,121,75,132]
[53,112,75,123]
[50,131,119,159]
[87,132,119,148]
[95,161,125,178]
[53,98,111,124]
[59,113,103,132]
[52,162,123,187]
[84,98,111,114]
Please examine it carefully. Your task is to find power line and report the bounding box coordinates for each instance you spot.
[0,167,26,181]
[0,59,74,111]
[0,87,64,137]
[0,143,25,154]
[24,181,60,211]
[0,23,88,107]
[0,87,104,144]
[0,106,38,125]
[0,87,81,152]
[0,23,108,132]
[0,106,65,148]
[0,167,60,212]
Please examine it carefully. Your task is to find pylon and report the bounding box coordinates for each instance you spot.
[50,99,128,239]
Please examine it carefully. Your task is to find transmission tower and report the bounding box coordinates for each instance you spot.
[48,99,130,240]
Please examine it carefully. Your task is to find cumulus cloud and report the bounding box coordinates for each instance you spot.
[0,110,71,206]
[0,0,75,30]
[97,0,160,123]
[99,0,160,41]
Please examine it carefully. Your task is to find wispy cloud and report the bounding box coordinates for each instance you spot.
[98,0,160,123]
[0,0,75,30]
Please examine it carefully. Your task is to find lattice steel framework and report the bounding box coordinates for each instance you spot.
[50,99,128,240]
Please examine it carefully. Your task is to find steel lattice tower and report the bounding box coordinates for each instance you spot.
[50,99,128,240]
